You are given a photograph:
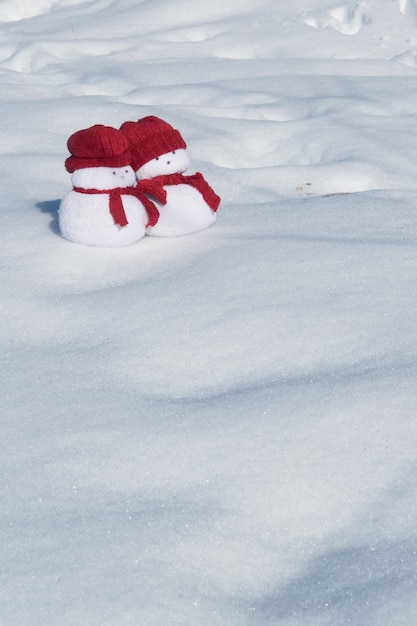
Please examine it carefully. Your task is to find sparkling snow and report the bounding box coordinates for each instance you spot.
[2,1,417,624]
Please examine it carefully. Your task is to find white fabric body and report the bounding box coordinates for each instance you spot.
[146,184,216,237]
[136,150,215,237]
[58,166,148,247]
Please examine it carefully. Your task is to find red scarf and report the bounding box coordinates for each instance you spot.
[151,172,220,212]
[135,179,167,227]
[73,182,166,228]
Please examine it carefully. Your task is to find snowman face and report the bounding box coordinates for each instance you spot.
[71,165,136,190]
[136,149,190,180]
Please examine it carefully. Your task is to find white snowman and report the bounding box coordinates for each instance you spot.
[59,124,159,247]
[120,116,221,237]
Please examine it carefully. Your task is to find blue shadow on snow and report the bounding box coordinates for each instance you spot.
[251,539,417,623]
[36,199,60,235]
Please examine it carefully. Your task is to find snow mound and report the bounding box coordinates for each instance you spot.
[0,0,56,22]
[304,1,369,35]
[399,0,417,26]
[0,0,87,23]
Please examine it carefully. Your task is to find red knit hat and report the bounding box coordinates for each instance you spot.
[120,116,187,172]
[65,124,131,173]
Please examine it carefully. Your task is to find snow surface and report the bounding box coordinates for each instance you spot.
[2,0,417,624]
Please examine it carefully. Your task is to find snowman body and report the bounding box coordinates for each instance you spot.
[136,149,216,237]
[59,166,148,247]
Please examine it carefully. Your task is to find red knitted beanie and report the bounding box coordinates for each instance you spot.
[65,124,131,173]
[120,116,187,172]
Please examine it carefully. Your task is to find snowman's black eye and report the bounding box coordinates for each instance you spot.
[172,151,176,154]
[112,171,116,175]
[155,157,159,161]
[125,169,129,173]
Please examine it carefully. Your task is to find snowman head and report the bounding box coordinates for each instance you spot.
[120,116,190,180]
[71,165,136,190]
[135,149,190,180]
[65,124,135,188]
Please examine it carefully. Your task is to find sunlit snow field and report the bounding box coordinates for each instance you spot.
[2,1,417,624]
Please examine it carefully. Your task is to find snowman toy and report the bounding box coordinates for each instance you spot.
[59,124,162,247]
[120,116,221,237]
